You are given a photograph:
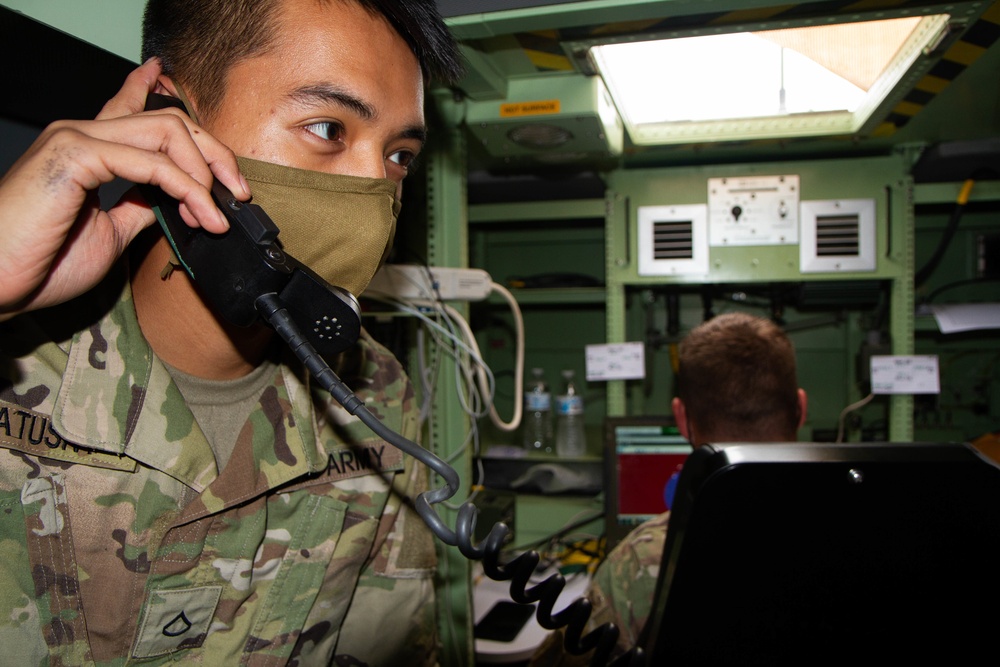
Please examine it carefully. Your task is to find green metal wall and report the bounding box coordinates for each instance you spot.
[604,154,917,441]
[1,0,143,61]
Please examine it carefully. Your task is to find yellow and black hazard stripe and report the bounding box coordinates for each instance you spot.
[516,30,574,71]
[878,1,1000,134]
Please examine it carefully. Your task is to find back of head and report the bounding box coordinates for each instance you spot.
[141,0,463,122]
[677,312,800,442]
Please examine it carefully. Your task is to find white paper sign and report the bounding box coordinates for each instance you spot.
[585,342,645,381]
[929,303,1000,333]
[870,355,940,395]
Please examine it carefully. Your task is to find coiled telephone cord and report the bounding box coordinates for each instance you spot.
[256,293,643,667]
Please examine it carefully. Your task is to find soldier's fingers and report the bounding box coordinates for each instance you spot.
[104,144,230,232]
[141,108,251,201]
[33,126,230,232]
[97,58,163,121]
[53,114,249,204]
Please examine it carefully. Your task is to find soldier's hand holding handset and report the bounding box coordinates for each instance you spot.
[0,58,250,322]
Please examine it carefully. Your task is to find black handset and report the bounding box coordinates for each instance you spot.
[138,93,360,359]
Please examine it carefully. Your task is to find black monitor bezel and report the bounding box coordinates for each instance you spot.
[639,440,1000,666]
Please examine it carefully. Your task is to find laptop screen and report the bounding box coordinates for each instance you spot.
[603,417,691,551]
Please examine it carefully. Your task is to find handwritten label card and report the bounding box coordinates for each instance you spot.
[870,355,940,395]
[585,342,645,381]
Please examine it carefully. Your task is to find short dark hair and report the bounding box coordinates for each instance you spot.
[141,0,463,121]
[677,312,801,442]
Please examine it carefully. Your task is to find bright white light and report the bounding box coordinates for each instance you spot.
[595,32,865,125]
[588,15,948,143]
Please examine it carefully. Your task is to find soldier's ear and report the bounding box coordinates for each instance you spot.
[796,388,808,429]
[153,76,180,98]
[152,77,202,124]
[672,397,690,440]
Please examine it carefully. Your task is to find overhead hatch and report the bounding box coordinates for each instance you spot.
[587,14,952,145]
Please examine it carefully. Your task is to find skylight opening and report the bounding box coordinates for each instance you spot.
[590,15,950,144]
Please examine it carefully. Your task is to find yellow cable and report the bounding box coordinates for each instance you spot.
[958,179,975,205]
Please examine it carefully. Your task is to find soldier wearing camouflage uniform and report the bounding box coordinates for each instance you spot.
[0,0,461,664]
[0,268,439,665]
[531,313,808,665]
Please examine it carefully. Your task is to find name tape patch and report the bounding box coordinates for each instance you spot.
[322,442,403,482]
[0,400,137,472]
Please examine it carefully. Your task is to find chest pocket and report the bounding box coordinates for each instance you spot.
[238,492,356,663]
[136,490,354,664]
[0,474,92,665]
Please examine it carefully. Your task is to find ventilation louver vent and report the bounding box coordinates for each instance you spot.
[816,214,861,257]
[652,220,695,260]
[638,204,708,276]
[800,199,876,273]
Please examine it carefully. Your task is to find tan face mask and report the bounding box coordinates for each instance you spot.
[236,157,400,297]
[167,85,399,297]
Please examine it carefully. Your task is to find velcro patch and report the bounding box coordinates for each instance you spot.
[133,586,222,658]
[0,400,137,472]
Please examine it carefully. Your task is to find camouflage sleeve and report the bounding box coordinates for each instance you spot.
[591,511,669,647]
[529,512,670,666]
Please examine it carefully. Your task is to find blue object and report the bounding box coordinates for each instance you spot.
[664,467,682,509]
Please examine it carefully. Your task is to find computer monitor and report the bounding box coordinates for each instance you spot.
[603,416,691,551]
[640,441,1000,666]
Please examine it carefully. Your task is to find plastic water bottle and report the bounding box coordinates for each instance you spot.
[523,368,553,453]
[555,369,586,457]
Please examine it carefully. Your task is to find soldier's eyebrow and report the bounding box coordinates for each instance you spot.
[399,125,428,145]
[287,83,427,146]
[289,84,377,120]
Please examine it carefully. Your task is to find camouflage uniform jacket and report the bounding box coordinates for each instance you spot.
[529,512,669,666]
[0,268,439,666]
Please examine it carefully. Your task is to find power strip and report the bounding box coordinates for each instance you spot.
[366,264,494,301]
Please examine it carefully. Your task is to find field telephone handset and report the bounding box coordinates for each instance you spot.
[139,93,641,667]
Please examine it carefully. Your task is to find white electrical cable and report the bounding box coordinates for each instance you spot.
[483,281,525,432]
[365,294,494,419]
[436,285,524,432]
[836,392,875,443]
[365,281,526,432]
[415,326,435,426]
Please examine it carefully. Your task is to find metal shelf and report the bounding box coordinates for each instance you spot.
[488,287,607,305]
[468,198,606,224]
[914,181,1000,205]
